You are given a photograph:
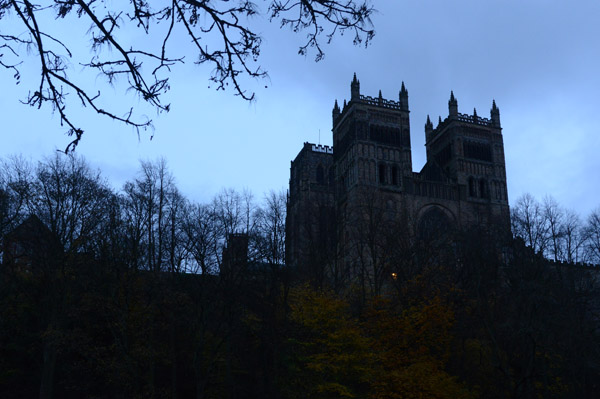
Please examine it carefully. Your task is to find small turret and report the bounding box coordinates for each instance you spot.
[332,100,340,125]
[399,81,409,111]
[490,99,501,128]
[351,73,360,100]
[378,89,383,105]
[448,91,458,117]
[473,108,478,119]
[425,115,433,141]
[438,116,442,126]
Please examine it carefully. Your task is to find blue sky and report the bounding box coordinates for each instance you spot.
[1,1,599,216]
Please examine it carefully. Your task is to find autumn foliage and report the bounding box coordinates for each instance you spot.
[283,286,475,399]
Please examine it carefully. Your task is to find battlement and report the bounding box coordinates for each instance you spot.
[455,112,492,126]
[311,144,333,154]
[358,94,402,110]
[431,111,494,138]
[333,76,409,128]
[547,259,600,270]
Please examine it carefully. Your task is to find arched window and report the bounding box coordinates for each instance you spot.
[391,166,398,185]
[417,207,453,241]
[316,165,324,184]
[378,163,387,184]
[493,181,500,200]
[479,178,488,199]
[402,128,410,146]
[468,177,476,197]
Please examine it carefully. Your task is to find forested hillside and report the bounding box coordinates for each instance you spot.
[1,155,599,398]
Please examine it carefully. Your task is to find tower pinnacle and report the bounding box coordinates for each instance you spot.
[332,100,340,125]
[425,114,434,141]
[399,81,409,111]
[351,73,360,100]
[491,99,501,128]
[448,91,458,117]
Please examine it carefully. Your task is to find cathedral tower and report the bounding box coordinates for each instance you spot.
[332,74,412,203]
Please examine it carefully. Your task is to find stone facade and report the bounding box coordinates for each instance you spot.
[286,74,510,277]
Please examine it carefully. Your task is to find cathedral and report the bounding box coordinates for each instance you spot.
[286,74,510,277]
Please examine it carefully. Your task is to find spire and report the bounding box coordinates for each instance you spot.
[438,116,442,125]
[350,73,360,100]
[490,99,501,128]
[343,99,347,108]
[425,114,434,140]
[448,90,458,117]
[378,90,382,98]
[473,108,477,118]
[399,81,409,111]
[332,99,341,126]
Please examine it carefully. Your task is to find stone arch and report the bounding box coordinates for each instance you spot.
[416,204,456,240]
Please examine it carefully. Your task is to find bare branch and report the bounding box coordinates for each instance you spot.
[1,0,374,150]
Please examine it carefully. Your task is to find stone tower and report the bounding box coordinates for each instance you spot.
[333,73,413,203]
[285,143,335,277]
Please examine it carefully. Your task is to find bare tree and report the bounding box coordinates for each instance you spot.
[182,202,219,275]
[561,208,586,264]
[1,0,374,151]
[0,156,32,240]
[344,186,398,298]
[542,195,564,261]
[254,190,286,267]
[123,158,182,272]
[511,193,549,255]
[585,207,600,263]
[29,153,111,252]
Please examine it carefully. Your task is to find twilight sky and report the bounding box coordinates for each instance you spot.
[1,1,599,216]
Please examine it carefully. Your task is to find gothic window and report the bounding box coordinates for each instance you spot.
[417,207,453,241]
[468,177,476,197]
[391,166,399,185]
[402,129,410,146]
[463,141,493,162]
[378,163,387,184]
[479,178,488,199]
[316,165,324,184]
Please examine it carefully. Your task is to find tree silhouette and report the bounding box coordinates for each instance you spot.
[1,0,374,151]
